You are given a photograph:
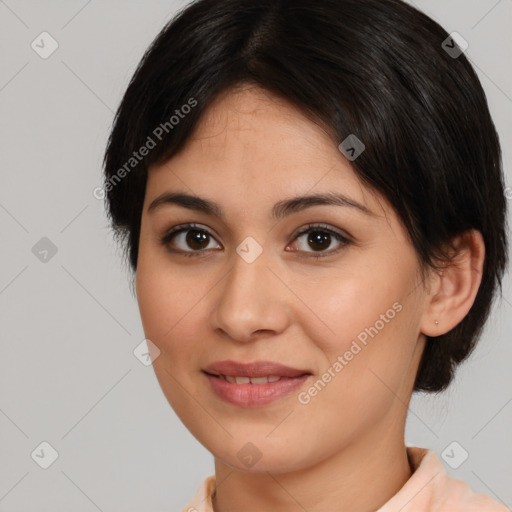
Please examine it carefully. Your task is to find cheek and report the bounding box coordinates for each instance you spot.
[294,269,415,400]
[135,255,214,373]
[135,256,190,349]
[136,266,167,343]
[295,268,401,354]
[135,259,205,407]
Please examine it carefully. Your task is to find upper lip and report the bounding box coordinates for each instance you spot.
[203,360,312,378]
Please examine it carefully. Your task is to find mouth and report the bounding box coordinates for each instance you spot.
[203,373,309,384]
[201,360,313,407]
[202,359,312,379]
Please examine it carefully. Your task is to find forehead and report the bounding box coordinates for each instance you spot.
[146,85,389,221]
[190,84,337,156]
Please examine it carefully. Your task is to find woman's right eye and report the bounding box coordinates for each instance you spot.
[161,223,221,257]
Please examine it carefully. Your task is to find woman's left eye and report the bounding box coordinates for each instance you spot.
[160,223,351,259]
[290,224,351,258]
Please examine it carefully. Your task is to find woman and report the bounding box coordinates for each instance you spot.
[102,0,509,510]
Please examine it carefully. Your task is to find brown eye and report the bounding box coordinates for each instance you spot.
[290,224,352,259]
[304,231,333,251]
[161,223,221,255]
[184,228,210,250]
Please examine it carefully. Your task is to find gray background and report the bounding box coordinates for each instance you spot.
[0,1,511,511]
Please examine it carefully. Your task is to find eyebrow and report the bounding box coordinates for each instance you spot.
[147,191,376,219]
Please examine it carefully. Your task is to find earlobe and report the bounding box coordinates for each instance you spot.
[420,230,485,338]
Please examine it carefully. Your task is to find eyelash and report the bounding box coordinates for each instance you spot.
[160,223,352,260]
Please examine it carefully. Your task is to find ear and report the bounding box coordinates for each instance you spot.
[419,229,485,337]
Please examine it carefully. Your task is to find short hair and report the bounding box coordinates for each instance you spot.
[102,0,509,393]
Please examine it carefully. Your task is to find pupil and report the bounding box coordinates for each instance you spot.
[309,231,330,251]
[187,229,209,250]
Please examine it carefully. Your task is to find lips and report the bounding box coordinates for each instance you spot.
[202,360,311,379]
[202,360,312,407]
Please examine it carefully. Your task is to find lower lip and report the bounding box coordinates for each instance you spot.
[204,372,311,407]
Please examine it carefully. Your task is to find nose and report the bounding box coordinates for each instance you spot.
[211,246,290,343]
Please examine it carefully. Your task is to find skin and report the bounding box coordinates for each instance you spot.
[136,83,485,512]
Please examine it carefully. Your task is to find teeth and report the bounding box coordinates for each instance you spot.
[220,375,282,384]
[250,376,273,384]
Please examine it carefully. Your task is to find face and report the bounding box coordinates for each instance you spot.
[136,84,431,473]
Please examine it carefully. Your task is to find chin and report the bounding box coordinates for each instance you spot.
[207,436,321,475]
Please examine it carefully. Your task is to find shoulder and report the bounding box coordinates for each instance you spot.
[434,470,509,512]
[378,446,508,512]
[180,475,216,512]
